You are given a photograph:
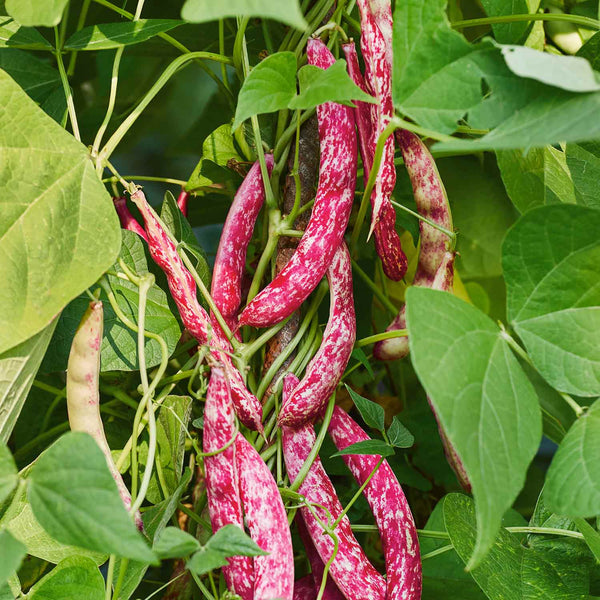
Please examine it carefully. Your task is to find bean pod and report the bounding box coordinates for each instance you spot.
[113,196,148,241]
[278,243,355,428]
[203,366,254,600]
[328,406,422,600]
[66,301,143,530]
[236,434,294,600]
[212,156,274,323]
[239,38,357,328]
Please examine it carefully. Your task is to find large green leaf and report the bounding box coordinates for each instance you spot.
[503,205,600,396]
[0,19,52,50]
[565,142,600,208]
[0,530,26,586]
[181,0,307,31]
[0,320,56,444]
[42,231,181,373]
[28,432,156,563]
[406,288,541,567]
[27,556,104,600]
[0,50,60,103]
[5,0,68,27]
[233,52,297,130]
[497,146,576,213]
[65,20,183,50]
[0,442,17,505]
[443,494,590,599]
[545,399,600,518]
[480,0,531,44]
[0,70,121,354]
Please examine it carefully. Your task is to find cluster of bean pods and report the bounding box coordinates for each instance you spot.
[95,3,471,596]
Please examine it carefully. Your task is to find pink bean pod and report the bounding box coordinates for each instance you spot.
[212,156,274,320]
[278,243,355,428]
[131,189,263,431]
[238,38,357,328]
[282,419,386,600]
[203,367,254,600]
[66,301,143,531]
[373,134,454,362]
[355,0,407,282]
[176,189,189,217]
[328,406,422,600]
[236,434,294,600]
[297,515,344,600]
[293,575,317,600]
[113,196,148,241]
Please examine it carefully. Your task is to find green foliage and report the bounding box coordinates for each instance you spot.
[5,0,67,27]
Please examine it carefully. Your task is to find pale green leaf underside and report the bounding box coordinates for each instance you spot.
[0,70,121,355]
[5,0,68,27]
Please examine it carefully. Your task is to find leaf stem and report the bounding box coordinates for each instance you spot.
[102,175,187,186]
[355,329,407,348]
[421,544,454,560]
[67,0,91,76]
[350,259,397,315]
[390,199,456,242]
[452,12,600,31]
[53,28,81,141]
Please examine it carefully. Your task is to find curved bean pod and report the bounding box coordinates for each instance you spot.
[176,190,189,218]
[282,421,386,600]
[328,406,422,600]
[294,575,317,600]
[236,434,294,600]
[203,367,254,600]
[131,189,263,431]
[278,243,355,428]
[212,156,274,321]
[239,38,357,328]
[113,196,148,241]
[66,301,143,531]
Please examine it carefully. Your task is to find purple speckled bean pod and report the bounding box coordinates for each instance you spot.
[374,131,454,361]
[294,575,317,600]
[113,196,148,241]
[238,38,357,328]
[328,406,422,600]
[278,243,355,428]
[203,367,254,600]
[131,189,263,431]
[235,434,294,600]
[66,301,143,531]
[282,419,386,600]
[212,156,274,321]
[356,0,407,282]
[297,515,344,600]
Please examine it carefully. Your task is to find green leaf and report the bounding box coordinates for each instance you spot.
[0,19,52,50]
[350,348,374,380]
[344,385,385,432]
[233,52,297,130]
[0,49,60,103]
[406,288,541,568]
[574,518,600,563]
[0,530,26,585]
[0,70,121,355]
[565,142,600,208]
[154,527,200,559]
[5,0,68,27]
[64,20,183,50]
[42,230,181,373]
[0,320,56,443]
[578,31,600,71]
[288,60,376,110]
[0,443,17,505]
[186,123,243,192]
[206,524,269,557]
[480,0,531,44]
[497,146,576,213]
[186,547,228,576]
[28,432,156,563]
[499,45,600,93]
[545,400,600,518]
[387,416,414,448]
[503,204,600,396]
[181,0,307,31]
[27,556,104,600]
[443,493,590,599]
[330,439,395,458]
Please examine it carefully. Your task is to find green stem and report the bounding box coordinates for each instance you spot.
[103,175,187,186]
[189,571,216,600]
[390,199,456,243]
[506,526,584,539]
[105,555,117,600]
[111,559,130,600]
[32,381,65,396]
[245,221,280,304]
[240,317,292,361]
[452,12,600,31]
[273,109,315,166]
[421,544,454,560]
[54,28,80,141]
[355,329,407,348]
[350,259,397,315]
[289,395,336,492]
[67,0,91,76]
[98,51,232,164]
